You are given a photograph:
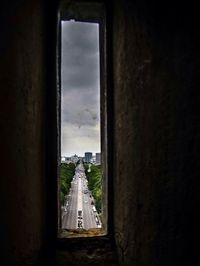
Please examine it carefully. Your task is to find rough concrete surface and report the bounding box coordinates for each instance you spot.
[0,0,200,265]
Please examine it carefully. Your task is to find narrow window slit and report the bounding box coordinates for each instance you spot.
[58,11,106,238]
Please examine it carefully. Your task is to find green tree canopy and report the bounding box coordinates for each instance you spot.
[85,164,102,213]
[60,162,75,206]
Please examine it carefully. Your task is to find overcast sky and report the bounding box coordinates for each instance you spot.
[61,21,100,157]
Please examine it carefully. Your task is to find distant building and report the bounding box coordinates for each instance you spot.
[91,155,96,163]
[96,153,101,165]
[70,154,79,163]
[65,157,71,163]
[61,156,72,163]
[84,152,92,163]
[61,156,66,162]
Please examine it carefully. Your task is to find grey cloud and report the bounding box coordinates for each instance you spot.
[61,21,100,155]
[63,121,100,139]
[61,21,99,91]
[61,88,100,128]
[62,21,99,54]
[62,63,99,90]
[61,121,100,156]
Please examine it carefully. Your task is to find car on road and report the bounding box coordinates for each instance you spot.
[78,220,83,228]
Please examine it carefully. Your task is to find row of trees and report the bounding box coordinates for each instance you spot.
[84,164,102,213]
[60,161,102,213]
[60,162,75,206]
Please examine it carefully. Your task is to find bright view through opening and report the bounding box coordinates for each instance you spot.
[60,20,102,236]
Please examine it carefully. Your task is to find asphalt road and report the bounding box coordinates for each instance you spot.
[62,163,101,229]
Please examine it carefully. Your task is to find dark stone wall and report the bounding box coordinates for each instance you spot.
[0,1,46,265]
[0,0,200,265]
[113,1,200,266]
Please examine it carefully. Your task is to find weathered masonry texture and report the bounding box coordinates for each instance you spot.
[0,0,200,265]
[113,1,200,265]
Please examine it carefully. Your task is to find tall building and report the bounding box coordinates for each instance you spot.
[96,153,101,165]
[84,152,92,163]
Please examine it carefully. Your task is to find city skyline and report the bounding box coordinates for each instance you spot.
[61,151,101,158]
